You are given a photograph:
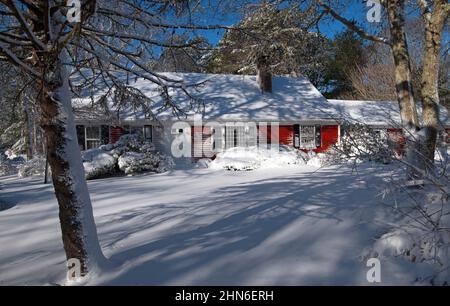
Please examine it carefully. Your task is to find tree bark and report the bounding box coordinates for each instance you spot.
[39,52,105,276]
[387,0,419,130]
[419,0,449,164]
[256,55,273,93]
[387,0,422,178]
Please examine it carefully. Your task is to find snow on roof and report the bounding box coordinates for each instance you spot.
[161,73,335,121]
[327,99,401,126]
[328,99,450,127]
[73,72,450,127]
[74,72,333,122]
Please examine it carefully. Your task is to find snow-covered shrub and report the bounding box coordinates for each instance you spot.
[115,134,150,153]
[82,134,174,178]
[114,134,173,175]
[330,123,393,164]
[210,145,308,171]
[17,156,47,178]
[118,151,173,175]
[82,149,117,180]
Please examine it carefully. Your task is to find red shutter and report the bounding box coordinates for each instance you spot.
[279,126,294,146]
[111,126,124,144]
[315,125,339,153]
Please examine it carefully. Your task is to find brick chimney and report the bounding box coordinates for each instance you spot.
[256,55,272,93]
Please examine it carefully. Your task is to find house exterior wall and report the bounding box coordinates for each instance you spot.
[187,123,341,158]
[76,120,445,162]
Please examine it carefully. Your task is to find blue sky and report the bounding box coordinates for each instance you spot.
[192,1,374,46]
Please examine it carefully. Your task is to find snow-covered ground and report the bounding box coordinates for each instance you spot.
[0,163,434,285]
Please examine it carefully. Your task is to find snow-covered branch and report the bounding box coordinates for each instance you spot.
[0,42,39,78]
[317,0,391,46]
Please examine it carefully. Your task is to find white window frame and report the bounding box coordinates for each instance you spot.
[299,125,316,149]
[85,126,102,150]
[143,125,153,142]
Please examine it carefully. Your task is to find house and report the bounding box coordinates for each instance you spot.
[73,72,450,159]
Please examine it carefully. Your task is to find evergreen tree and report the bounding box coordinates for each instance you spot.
[207,3,328,87]
[323,30,366,98]
[153,35,211,73]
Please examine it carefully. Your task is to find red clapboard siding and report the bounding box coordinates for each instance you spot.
[110,126,123,144]
[315,125,339,153]
[258,125,293,146]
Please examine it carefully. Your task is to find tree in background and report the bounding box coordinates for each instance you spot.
[207,2,329,88]
[347,44,398,101]
[323,29,366,98]
[347,16,448,105]
[0,62,42,159]
[152,35,211,73]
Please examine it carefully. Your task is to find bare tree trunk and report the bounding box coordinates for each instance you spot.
[387,0,422,178]
[23,96,34,160]
[39,53,105,276]
[387,0,419,130]
[419,0,449,164]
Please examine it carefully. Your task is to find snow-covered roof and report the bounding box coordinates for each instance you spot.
[73,72,450,127]
[74,72,334,122]
[327,100,401,126]
[328,99,450,127]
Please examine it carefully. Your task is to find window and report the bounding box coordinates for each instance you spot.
[294,125,319,149]
[300,126,316,149]
[85,126,101,150]
[225,126,246,149]
[144,125,153,142]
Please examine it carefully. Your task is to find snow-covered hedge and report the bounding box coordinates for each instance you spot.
[2,134,174,179]
[209,145,308,171]
[81,134,174,179]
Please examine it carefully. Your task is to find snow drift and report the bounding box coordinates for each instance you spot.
[209,145,308,171]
